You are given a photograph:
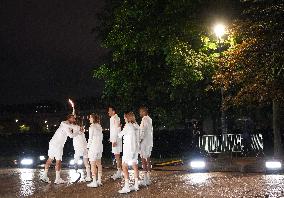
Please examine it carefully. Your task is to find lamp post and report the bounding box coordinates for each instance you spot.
[214,23,227,134]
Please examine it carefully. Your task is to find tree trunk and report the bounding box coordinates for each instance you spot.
[273,99,282,158]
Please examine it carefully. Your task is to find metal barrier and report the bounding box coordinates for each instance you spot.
[199,134,263,153]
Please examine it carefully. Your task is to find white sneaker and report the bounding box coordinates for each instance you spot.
[54,178,67,184]
[41,175,51,184]
[97,180,103,186]
[111,171,122,180]
[130,185,139,191]
[87,181,98,188]
[146,178,151,185]
[85,177,92,182]
[118,186,131,194]
[138,179,147,186]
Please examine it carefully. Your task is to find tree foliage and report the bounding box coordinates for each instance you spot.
[212,0,284,156]
[94,0,228,127]
[213,1,284,106]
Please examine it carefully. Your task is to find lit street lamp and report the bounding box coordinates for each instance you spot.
[214,24,225,40]
[213,23,227,134]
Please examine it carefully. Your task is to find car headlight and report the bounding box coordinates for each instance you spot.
[69,159,75,165]
[190,160,206,169]
[78,159,83,165]
[39,156,45,161]
[21,158,33,165]
[69,159,83,165]
[265,161,282,170]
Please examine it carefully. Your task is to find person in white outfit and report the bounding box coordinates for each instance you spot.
[72,117,91,182]
[139,107,153,186]
[87,114,104,188]
[41,114,83,184]
[108,106,123,180]
[118,112,140,194]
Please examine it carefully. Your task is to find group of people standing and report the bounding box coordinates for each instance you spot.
[40,106,153,194]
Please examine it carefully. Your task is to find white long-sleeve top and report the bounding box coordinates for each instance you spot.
[109,114,121,143]
[118,123,140,155]
[87,123,103,153]
[73,132,87,151]
[49,121,80,147]
[140,115,153,147]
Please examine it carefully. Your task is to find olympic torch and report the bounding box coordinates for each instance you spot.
[68,99,76,117]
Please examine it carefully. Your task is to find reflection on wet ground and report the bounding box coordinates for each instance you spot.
[19,169,35,196]
[1,168,284,197]
[183,172,211,185]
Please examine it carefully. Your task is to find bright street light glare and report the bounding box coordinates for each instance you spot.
[78,159,83,165]
[265,161,282,170]
[69,159,75,165]
[190,160,206,169]
[69,159,83,165]
[39,156,45,161]
[21,158,33,165]
[214,23,226,39]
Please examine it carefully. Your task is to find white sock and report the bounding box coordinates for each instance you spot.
[143,171,147,181]
[44,169,48,177]
[92,177,97,183]
[86,166,91,178]
[116,169,122,177]
[98,171,102,183]
[147,172,150,180]
[124,179,129,188]
[56,171,60,180]
[135,178,139,187]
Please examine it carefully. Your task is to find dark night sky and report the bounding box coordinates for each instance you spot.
[0,0,106,105]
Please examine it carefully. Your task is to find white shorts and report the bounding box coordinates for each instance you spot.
[112,140,122,154]
[88,151,102,161]
[74,148,88,160]
[140,146,153,159]
[48,143,63,161]
[122,153,138,165]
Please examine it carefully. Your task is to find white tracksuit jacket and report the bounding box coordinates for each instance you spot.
[49,121,80,147]
[73,132,88,153]
[87,123,103,154]
[119,123,140,158]
[109,114,121,143]
[139,115,153,148]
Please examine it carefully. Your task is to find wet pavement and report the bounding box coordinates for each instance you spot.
[1,168,284,198]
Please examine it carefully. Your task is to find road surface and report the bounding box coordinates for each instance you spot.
[0,168,284,197]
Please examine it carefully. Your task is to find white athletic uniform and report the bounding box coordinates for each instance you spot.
[118,123,140,164]
[88,123,103,161]
[48,121,80,161]
[73,131,88,162]
[139,116,153,158]
[110,114,122,154]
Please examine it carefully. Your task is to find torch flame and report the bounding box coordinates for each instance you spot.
[68,99,74,108]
